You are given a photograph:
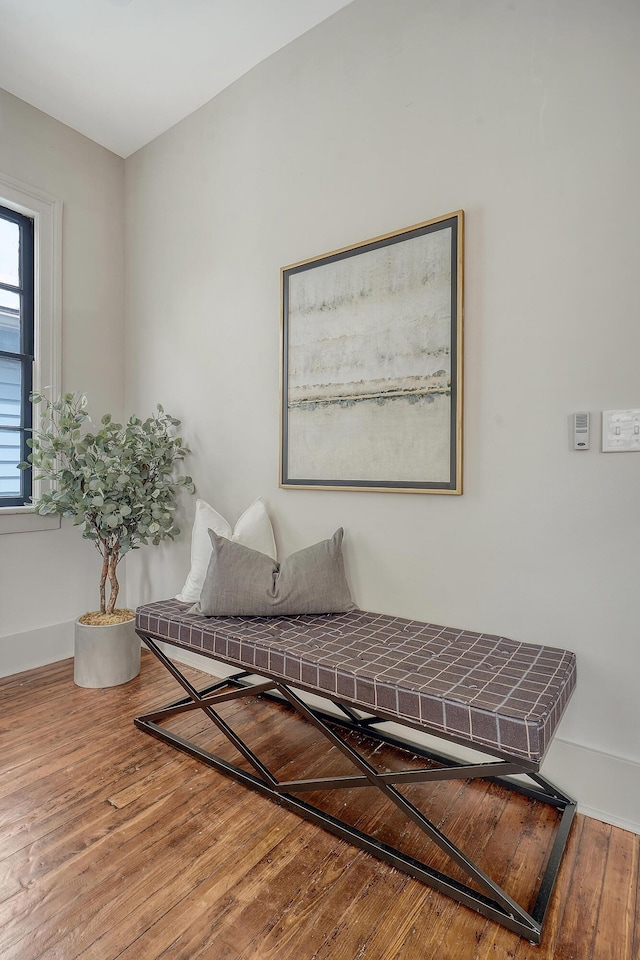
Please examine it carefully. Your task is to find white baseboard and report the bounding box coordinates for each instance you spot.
[153,645,640,836]
[542,737,640,834]
[0,620,74,679]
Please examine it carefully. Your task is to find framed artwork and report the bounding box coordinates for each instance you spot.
[280,210,464,494]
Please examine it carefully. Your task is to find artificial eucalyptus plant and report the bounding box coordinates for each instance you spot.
[21,392,194,618]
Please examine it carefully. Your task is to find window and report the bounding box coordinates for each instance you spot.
[0,204,35,506]
[0,173,61,533]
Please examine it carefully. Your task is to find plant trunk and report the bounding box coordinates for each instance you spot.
[99,552,109,614]
[106,550,120,614]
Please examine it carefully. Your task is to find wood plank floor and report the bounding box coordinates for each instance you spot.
[0,652,637,960]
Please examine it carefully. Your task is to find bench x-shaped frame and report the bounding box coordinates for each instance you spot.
[135,632,576,943]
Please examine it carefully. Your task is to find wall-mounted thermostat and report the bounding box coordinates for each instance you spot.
[602,409,640,452]
[572,412,590,450]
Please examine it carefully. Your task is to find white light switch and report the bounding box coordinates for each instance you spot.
[602,409,640,452]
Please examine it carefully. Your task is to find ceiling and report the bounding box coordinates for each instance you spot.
[0,0,353,158]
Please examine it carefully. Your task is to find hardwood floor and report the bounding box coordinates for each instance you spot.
[0,652,637,960]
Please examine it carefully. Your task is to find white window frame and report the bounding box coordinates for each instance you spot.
[0,172,62,534]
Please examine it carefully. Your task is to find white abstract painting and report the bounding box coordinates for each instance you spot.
[281,214,462,492]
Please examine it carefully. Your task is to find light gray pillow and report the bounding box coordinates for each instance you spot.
[193,527,356,617]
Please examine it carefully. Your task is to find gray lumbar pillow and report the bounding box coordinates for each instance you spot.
[193,527,356,617]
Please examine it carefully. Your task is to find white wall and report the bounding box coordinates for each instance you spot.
[0,90,126,669]
[122,0,637,832]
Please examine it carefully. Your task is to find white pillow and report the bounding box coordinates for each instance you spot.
[176,498,277,603]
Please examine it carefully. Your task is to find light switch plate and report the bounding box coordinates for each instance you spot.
[602,409,640,452]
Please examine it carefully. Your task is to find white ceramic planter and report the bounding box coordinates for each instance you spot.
[74,617,141,688]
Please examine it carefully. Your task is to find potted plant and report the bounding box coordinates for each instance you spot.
[21,392,194,687]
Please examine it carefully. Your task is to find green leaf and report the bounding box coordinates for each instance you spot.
[25,391,194,596]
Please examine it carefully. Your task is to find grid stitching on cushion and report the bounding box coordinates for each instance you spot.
[136,600,576,762]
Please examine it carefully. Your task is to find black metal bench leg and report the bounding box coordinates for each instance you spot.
[134,631,576,944]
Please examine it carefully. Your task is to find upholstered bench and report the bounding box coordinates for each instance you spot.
[135,599,577,942]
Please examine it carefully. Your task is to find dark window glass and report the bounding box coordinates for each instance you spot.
[0,204,34,506]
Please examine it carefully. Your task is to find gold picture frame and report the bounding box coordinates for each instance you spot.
[280,211,464,494]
